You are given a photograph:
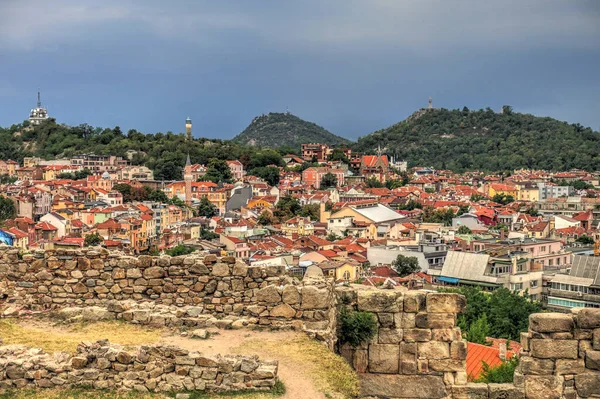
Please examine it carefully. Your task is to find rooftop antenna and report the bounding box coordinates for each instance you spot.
[37,89,42,108]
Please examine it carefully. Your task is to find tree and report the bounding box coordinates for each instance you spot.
[200,228,218,240]
[385,179,403,190]
[0,196,16,224]
[112,183,133,202]
[165,245,196,256]
[330,148,349,164]
[273,195,301,221]
[365,178,384,188]
[399,199,422,211]
[320,173,338,189]
[492,194,515,205]
[201,158,233,184]
[249,166,280,186]
[576,235,595,245]
[326,232,340,241]
[196,197,217,218]
[84,232,103,247]
[524,207,539,217]
[476,357,519,384]
[466,313,490,344]
[257,211,274,226]
[470,194,486,202]
[457,225,472,235]
[299,204,319,220]
[391,255,421,277]
[57,168,92,180]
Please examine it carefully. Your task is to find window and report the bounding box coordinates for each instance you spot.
[549,259,553,266]
[530,280,538,288]
[511,283,523,291]
[541,246,547,252]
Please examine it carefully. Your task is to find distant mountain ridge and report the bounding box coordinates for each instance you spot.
[233,112,351,149]
[352,107,600,172]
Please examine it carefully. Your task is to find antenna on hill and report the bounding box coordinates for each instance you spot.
[286,106,290,115]
[37,89,42,108]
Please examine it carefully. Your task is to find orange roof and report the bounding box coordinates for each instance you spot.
[466,342,516,381]
[362,155,389,168]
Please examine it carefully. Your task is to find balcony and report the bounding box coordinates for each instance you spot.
[547,288,600,304]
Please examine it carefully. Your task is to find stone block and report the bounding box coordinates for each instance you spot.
[403,328,432,342]
[211,263,230,277]
[451,340,468,360]
[555,359,585,375]
[575,373,600,398]
[359,374,447,398]
[143,266,164,279]
[404,291,426,313]
[519,357,554,375]
[529,313,574,333]
[378,328,403,344]
[368,344,399,374]
[428,359,466,372]
[300,286,330,309]
[256,286,281,303]
[400,342,417,374]
[415,312,455,329]
[577,308,600,329]
[432,327,461,342]
[530,339,578,359]
[426,293,466,313]
[489,383,525,399]
[418,341,450,360]
[585,350,600,370]
[520,332,530,352]
[353,349,368,373]
[282,285,300,305]
[270,304,296,319]
[593,328,600,350]
[452,383,489,399]
[524,375,563,399]
[377,312,395,328]
[357,290,403,313]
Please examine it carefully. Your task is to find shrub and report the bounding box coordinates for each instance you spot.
[165,245,195,257]
[475,356,519,383]
[338,307,377,348]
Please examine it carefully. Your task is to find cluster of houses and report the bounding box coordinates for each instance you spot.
[2,147,600,313]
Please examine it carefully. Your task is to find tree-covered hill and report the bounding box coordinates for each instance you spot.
[0,119,286,181]
[353,107,600,172]
[233,112,351,148]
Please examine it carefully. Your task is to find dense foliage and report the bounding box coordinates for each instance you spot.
[0,196,16,224]
[112,184,169,203]
[439,286,542,340]
[391,254,421,277]
[84,232,103,247]
[0,119,288,180]
[353,108,600,171]
[338,307,378,348]
[475,357,519,384]
[165,245,196,256]
[233,112,350,148]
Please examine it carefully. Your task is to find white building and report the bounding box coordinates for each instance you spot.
[29,91,49,126]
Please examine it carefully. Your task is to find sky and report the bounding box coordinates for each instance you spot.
[0,0,599,140]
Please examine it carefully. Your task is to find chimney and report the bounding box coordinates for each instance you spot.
[499,342,507,360]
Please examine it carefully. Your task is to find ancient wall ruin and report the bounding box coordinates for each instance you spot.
[1,246,600,398]
[0,340,278,392]
[0,247,335,344]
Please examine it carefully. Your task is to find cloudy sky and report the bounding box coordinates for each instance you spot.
[1,0,599,139]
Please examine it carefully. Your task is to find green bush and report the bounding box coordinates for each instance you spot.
[165,245,196,257]
[338,307,378,348]
[475,356,519,383]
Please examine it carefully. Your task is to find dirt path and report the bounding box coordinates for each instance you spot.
[165,330,327,399]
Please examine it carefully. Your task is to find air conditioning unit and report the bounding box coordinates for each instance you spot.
[578,292,583,297]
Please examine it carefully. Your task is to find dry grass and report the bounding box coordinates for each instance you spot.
[233,335,359,399]
[0,320,162,353]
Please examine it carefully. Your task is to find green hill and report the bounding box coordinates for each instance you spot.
[352,107,600,172]
[233,112,350,148]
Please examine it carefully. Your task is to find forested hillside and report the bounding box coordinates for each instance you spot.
[0,119,285,181]
[353,107,600,171]
[233,112,350,148]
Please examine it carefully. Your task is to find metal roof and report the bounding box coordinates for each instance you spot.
[569,255,600,286]
[352,204,404,223]
[440,251,499,283]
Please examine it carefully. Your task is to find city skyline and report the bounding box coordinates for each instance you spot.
[1,1,599,138]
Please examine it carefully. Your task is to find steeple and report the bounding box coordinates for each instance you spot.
[186,153,191,166]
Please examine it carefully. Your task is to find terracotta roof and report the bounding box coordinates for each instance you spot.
[466,342,516,381]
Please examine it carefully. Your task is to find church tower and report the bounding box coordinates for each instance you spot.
[185,117,192,141]
[184,153,193,206]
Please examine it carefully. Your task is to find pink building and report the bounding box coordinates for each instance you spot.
[227,160,245,181]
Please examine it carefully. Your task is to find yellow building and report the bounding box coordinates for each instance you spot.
[281,217,314,237]
[515,183,540,202]
[319,261,361,281]
[487,183,518,199]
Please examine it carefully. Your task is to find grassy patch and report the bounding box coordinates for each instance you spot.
[0,320,162,353]
[234,335,359,399]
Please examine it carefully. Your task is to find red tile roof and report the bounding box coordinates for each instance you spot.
[467,342,516,381]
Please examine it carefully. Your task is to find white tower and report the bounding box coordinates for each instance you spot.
[428,97,433,110]
[29,90,49,125]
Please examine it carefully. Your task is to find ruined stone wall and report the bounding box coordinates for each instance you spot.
[0,247,335,344]
[516,310,600,399]
[0,340,278,392]
[336,288,468,398]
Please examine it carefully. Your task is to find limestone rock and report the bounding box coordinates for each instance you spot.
[357,290,402,313]
[256,286,281,303]
[530,313,574,333]
[270,303,296,318]
[300,286,330,309]
[360,374,447,398]
[426,293,466,313]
